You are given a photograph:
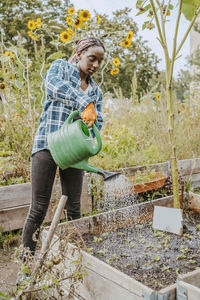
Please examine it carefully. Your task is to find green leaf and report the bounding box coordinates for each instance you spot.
[21,265,30,274]
[182,0,200,20]
[52,277,59,285]
[0,292,9,299]
[136,4,151,16]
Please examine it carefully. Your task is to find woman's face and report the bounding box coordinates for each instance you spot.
[77,45,105,76]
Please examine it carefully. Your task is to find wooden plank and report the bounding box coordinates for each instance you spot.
[0,174,89,210]
[0,202,57,232]
[177,270,200,300]
[178,158,200,176]
[188,192,200,213]
[0,183,31,209]
[117,158,200,177]
[158,283,176,299]
[46,232,155,300]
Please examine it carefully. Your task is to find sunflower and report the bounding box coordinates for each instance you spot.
[66,16,73,26]
[155,92,162,101]
[96,15,101,24]
[126,31,134,40]
[110,68,119,75]
[112,57,120,67]
[123,39,132,48]
[35,18,42,29]
[79,10,91,22]
[27,31,38,41]
[68,7,75,15]
[73,18,83,28]
[60,31,72,43]
[27,20,36,31]
[66,27,75,36]
[4,51,15,59]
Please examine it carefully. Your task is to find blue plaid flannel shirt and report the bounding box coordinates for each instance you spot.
[32,59,104,155]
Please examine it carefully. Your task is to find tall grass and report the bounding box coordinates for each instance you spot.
[90,93,200,170]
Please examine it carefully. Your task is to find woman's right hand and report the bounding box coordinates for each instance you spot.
[81,102,97,128]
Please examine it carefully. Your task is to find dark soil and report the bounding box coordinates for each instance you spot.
[81,211,200,291]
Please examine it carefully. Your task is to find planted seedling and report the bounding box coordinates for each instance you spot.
[125,238,131,244]
[154,229,164,238]
[145,242,154,249]
[118,232,126,237]
[93,236,102,243]
[129,242,135,248]
[97,248,107,256]
[139,238,146,244]
[112,253,118,260]
[162,266,171,273]
[135,224,143,230]
[176,254,186,260]
[183,233,193,240]
[123,252,130,257]
[152,255,160,262]
[188,259,196,264]
[101,232,109,237]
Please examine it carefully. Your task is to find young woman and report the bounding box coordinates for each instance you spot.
[22,36,105,254]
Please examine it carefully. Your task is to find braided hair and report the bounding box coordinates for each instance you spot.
[70,36,105,63]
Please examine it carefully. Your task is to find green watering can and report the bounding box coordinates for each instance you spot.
[47,110,120,181]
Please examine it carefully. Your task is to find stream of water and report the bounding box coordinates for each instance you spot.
[103,174,137,211]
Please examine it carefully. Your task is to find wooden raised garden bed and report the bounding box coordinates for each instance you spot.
[0,176,89,232]
[43,192,200,300]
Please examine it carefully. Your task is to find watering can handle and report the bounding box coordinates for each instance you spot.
[66,110,102,155]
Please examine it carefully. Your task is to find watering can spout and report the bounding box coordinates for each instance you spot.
[97,168,121,181]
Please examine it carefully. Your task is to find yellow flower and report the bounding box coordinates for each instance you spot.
[126,31,134,40]
[4,51,15,59]
[68,7,75,15]
[118,41,123,46]
[112,57,120,67]
[83,23,87,29]
[66,28,75,36]
[66,16,73,26]
[147,14,153,18]
[166,11,170,16]
[73,18,83,28]
[123,39,132,48]
[155,92,162,101]
[27,20,36,31]
[35,18,42,29]
[60,31,72,43]
[27,31,38,41]
[110,68,119,75]
[79,10,91,22]
[96,15,101,24]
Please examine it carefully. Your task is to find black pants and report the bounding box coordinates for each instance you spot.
[22,150,83,253]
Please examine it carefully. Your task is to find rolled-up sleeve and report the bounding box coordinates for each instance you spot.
[45,59,94,112]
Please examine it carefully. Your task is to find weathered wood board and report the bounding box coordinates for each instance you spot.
[43,196,183,300]
[0,175,89,232]
[177,270,200,300]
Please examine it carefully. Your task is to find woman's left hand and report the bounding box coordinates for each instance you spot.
[81,102,97,128]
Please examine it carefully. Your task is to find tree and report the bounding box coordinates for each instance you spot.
[136,0,200,208]
[0,4,159,98]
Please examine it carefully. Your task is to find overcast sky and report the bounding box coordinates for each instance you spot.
[71,0,192,77]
